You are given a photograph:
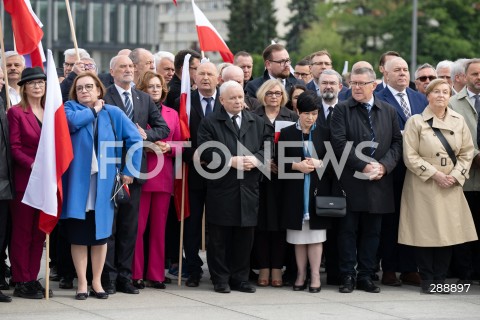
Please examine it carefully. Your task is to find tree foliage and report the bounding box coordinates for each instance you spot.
[298,0,480,73]
[227,0,278,54]
[284,0,320,54]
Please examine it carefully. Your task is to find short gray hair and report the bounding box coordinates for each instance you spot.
[129,48,151,64]
[154,51,174,64]
[319,69,342,84]
[436,60,453,71]
[450,58,469,79]
[220,80,243,96]
[351,67,376,81]
[414,63,436,79]
[64,48,90,60]
[4,51,25,65]
[109,55,133,69]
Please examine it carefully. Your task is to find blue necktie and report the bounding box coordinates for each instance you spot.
[123,91,134,120]
[204,97,213,116]
[364,103,376,157]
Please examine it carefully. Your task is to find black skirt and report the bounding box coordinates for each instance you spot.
[63,211,107,246]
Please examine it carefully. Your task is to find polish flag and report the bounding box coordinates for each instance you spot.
[274,121,296,143]
[22,50,73,234]
[173,54,192,220]
[191,0,234,63]
[4,0,46,69]
[173,0,177,5]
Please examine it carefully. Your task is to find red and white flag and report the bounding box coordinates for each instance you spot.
[172,0,177,5]
[191,0,234,63]
[22,50,73,234]
[274,121,296,143]
[174,54,192,220]
[4,0,46,69]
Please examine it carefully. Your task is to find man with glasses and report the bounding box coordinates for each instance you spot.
[60,48,90,102]
[414,63,437,95]
[245,44,302,98]
[294,59,313,84]
[129,48,155,86]
[331,67,402,294]
[317,69,342,126]
[306,50,333,95]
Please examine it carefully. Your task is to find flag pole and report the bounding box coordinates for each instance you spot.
[45,234,50,300]
[64,0,80,60]
[0,16,12,110]
[178,162,187,286]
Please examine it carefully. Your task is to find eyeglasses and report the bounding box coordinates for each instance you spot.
[312,61,332,67]
[84,63,96,70]
[63,62,75,68]
[265,91,282,97]
[349,81,374,87]
[147,84,163,90]
[294,72,311,78]
[438,75,451,80]
[320,81,338,86]
[269,59,291,67]
[26,80,45,88]
[76,84,95,92]
[416,76,437,82]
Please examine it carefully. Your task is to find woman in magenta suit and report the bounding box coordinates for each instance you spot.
[132,71,181,289]
[7,67,49,299]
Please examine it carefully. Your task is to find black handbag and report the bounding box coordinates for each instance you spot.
[315,187,347,218]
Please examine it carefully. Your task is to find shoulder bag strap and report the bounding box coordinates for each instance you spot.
[426,118,457,166]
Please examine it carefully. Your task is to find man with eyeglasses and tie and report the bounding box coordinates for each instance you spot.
[330,67,402,294]
[245,44,302,98]
[174,62,222,288]
[414,63,437,95]
[294,59,313,84]
[376,57,428,288]
[102,54,170,295]
[129,48,156,86]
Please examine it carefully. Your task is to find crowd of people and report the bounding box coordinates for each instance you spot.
[0,43,479,302]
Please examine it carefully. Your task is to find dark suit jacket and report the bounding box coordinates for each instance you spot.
[0,97,14,199]
[99,73,115,89]
[103,85,170,182]
[245,70,303,98]
[330,97,402,214]
[175,90,222,190]
[7,105,41,192]
[165,73,182,109]
[376,87,428,130]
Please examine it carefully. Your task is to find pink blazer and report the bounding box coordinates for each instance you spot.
[142,105,181,193]
[7,105,41,192]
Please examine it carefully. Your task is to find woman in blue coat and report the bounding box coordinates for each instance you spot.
[61,73,142,300]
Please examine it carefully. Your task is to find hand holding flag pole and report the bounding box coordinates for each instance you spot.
[64,0,81,60]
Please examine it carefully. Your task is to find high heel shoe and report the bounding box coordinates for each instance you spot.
[309,285,321,293]
[292,283,307,291]
[75,292,88,300]
[90,288,109,299]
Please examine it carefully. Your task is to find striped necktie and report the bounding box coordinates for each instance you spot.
[123,91,134,120]
[363,103,376,157]
[397,92,411,118]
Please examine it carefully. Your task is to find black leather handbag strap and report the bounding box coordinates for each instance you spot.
[427,118,457,166]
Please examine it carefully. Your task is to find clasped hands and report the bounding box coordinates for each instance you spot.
[231,156,259,171]
[432,171,457,189]
[362,162,386,180]
[295,157,323,174]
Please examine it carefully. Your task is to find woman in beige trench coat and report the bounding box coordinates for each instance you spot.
[398,79,477,292]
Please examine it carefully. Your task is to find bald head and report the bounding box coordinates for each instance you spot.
[221,65,244,86]
[384,57,410,91]
[195,62,218,96]
[118,49,132,56]
[352,61,374,71]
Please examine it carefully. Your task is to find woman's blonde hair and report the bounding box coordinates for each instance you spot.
[256,79,288,107]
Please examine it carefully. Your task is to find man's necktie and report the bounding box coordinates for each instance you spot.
[474,95,480,115]
[232,114,240,136]
[364,103,376,157]
[326,106,334,125]
[204,97,213,116]
[123,92,134,120]
[397,92,411,118]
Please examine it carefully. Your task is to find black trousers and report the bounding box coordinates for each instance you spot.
[325,219,340,284]
[104,181,141,283]
[57,221,76,278]
[183,188,206,277]
[415,246,452,284]
[207,223,254,285]
[252,230,286,269]
[0,200,9,277]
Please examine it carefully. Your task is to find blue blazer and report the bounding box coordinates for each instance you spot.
[61,102,142,240]
[376,87,428,130]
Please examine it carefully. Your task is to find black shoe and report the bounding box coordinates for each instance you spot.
[230,281,256,293]
[185,275,201,287]
[339,275,355,293]
[132,279,145,289]
[292,282,307,291]
[149,281,166,289]
[0,291,12,303]
[163,277,172,284]
[75,292,88,300]
[90,288,109,299]
[49,266,60,281]
[117,281,139,294]
[103,280,116,294]
[13,281,44,299]
[4,264,11,279]
[214,283,231,293]
[34,280,53,297]
[357,278,381,293]
[0,277,9,290]
[59,277,74,289]
[309,286,321,293]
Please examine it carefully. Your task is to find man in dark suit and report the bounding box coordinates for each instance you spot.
[330,67,402,293]
[244,44,302,98]
[164,49,201,109]
[316,69,343,127]
[174,62,222,287]
[307,50,348,99]
[376,57,427,287]
[102,55,170,294]
[197,80,267,293]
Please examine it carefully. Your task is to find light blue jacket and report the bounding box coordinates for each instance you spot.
[61,101,142,239]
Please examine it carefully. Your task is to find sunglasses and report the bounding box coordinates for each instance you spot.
[416,76,437,82]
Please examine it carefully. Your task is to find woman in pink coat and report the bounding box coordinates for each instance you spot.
[132,71,181,289]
